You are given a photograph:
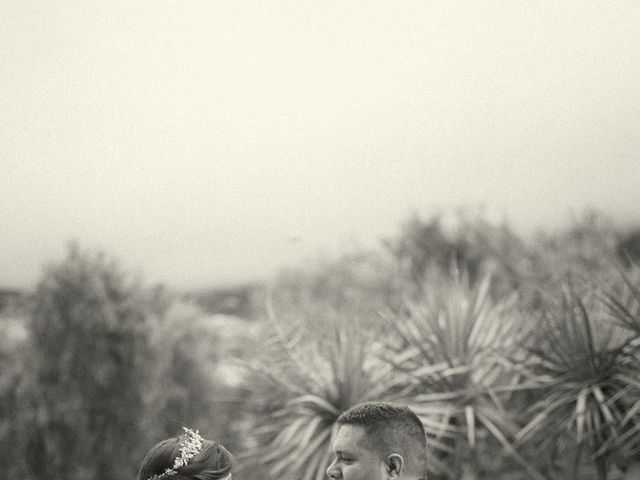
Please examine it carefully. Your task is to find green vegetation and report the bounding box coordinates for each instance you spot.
[1,211,639,479]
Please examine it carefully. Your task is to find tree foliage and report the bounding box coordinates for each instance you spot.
[27,244,149,480]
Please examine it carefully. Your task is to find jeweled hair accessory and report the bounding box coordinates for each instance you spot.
[147,427,204,480]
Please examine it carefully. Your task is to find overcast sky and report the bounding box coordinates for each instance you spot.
[2,1,640,289]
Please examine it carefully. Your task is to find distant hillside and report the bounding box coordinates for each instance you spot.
[1,283,264,320]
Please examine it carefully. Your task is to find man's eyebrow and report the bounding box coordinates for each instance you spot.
[335,449,355,456]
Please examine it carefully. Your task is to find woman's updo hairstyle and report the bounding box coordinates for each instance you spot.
[137,429,233,480]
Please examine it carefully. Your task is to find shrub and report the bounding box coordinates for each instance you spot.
[239,303,400,480]
[26,245,149,480]
[516,287,640,480]
[381,272,544,480]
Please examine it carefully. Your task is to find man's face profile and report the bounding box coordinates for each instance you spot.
[326,425,388,480]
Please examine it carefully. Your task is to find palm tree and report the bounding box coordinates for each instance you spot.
[516,287,640,480]
[381,272,544,480]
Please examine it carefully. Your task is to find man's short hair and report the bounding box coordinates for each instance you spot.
[337,402,428,477]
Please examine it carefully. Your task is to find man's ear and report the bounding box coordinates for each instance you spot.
[386,453,404,480]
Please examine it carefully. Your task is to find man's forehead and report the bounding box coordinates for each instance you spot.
[333,424,368,451]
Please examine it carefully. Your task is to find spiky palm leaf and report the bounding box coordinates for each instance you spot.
[382,272,545,480]
[239,299,402,480]
[516,288,640,479]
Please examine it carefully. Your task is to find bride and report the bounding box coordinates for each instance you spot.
[137,427,233,480]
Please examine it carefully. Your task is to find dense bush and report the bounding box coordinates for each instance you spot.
[25,245,150,480]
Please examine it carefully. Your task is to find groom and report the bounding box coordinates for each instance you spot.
[326,402,428,480]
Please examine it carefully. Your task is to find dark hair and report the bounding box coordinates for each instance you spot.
[337,402,428,477]
[137,432,233,480]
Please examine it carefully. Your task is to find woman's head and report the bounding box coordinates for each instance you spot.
[138,428,233,480]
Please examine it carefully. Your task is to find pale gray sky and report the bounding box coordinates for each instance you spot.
[2,1,640,289]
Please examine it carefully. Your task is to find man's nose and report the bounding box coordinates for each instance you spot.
[326,459,340,479]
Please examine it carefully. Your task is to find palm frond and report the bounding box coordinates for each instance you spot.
[239,305,399,480]
[382,272,541,478]
[518,286,640,476]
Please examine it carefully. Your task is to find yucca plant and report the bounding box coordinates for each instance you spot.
[238,298,401,480]
[516,287,640,480]
[381,272,544,480]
